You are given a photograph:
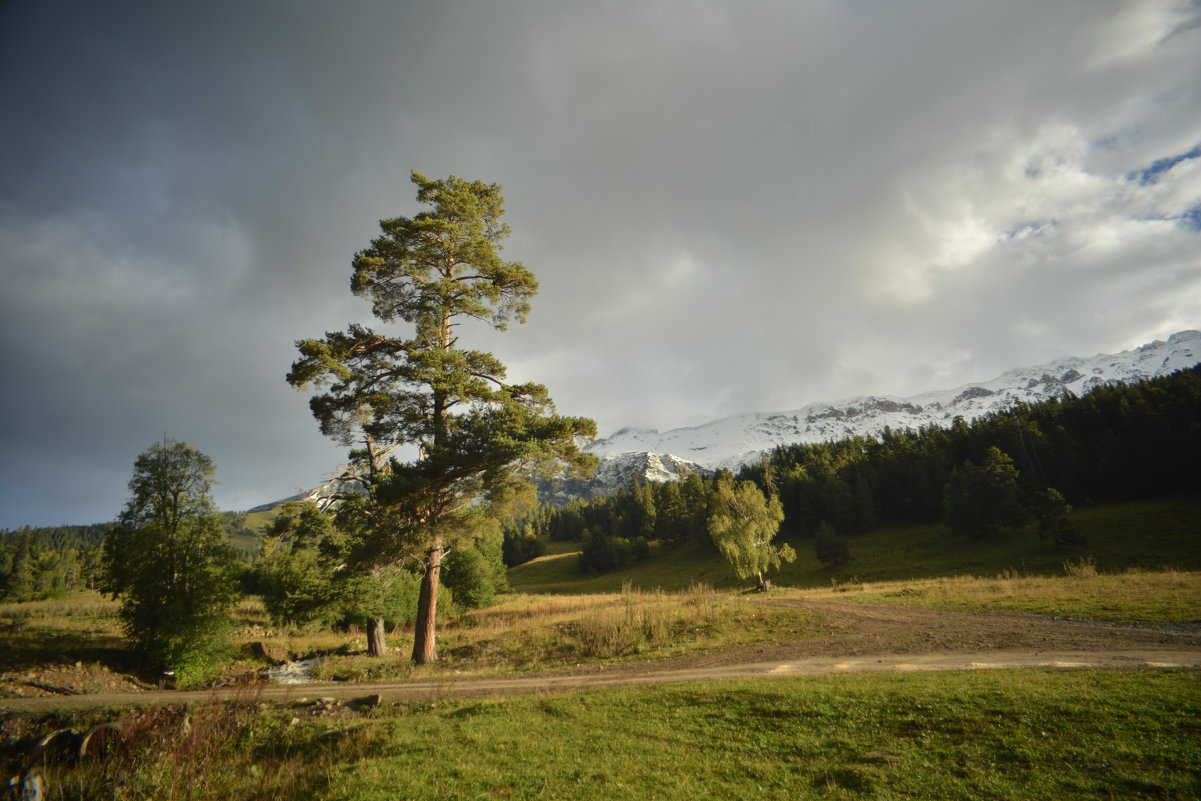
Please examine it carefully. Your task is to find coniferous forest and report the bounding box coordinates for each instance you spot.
[516,365,1201,573]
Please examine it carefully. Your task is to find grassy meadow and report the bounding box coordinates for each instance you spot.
[4,669,1198,800]
[3,495,1200,799]
[798,565,1201,622]
[273,586,822,683]
[3,494,1198,688]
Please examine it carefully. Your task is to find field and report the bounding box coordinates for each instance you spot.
[3,670,1198,800]
[2,495,1199,799]
[801,565,1201,622]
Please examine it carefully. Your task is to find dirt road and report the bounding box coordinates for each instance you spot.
[4,599,1198,712]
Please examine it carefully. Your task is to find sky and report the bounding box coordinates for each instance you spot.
[2,1,1200,528]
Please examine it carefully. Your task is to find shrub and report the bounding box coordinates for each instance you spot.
[814,521,852,567]
[443,546,496,610]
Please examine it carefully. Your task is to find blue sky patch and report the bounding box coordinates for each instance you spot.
[1133,143,1201,185]
[1180,205,1201,232]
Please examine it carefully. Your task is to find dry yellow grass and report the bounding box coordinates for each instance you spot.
[789,566,1201,621]
[0,592,121,634]
[305,583,818,681]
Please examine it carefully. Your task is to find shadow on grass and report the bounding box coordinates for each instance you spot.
[0,628,138,677]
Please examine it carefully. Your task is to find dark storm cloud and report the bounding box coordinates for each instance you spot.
[1,1,1199,526]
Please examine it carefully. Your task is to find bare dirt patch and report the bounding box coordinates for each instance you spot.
[0,662,148,699]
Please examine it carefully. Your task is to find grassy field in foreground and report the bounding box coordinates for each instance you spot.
[5,669,1197,800]
[509,496,1201,594]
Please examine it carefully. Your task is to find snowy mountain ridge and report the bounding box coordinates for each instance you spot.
[589,330,1201,476]
[541,450,705,502]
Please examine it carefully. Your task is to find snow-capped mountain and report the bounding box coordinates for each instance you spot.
[541,450,705,502]
[589,330,1201,476]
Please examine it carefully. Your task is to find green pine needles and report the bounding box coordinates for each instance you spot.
[289,172,596,664]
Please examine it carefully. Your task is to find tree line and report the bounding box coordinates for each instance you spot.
[510,363,1201,572]
[0,523,108,601]
[741,364,1201,536]
[1,511,265,602]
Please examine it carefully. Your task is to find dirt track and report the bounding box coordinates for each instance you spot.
[3,599,1199,712]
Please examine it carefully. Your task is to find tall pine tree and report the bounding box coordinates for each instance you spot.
[289,172,596,663]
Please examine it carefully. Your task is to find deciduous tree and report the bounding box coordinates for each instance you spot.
[813,520,852,567]
[707,476,793,590]
[102,440,239,683]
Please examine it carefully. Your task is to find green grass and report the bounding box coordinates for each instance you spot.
[509,540,734,593]
[511,496,1201,594]
[7,669,1198,800]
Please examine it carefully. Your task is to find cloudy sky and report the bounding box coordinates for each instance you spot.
[2,1,1199,528]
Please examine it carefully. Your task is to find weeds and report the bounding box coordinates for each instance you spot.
[567,587,687,658]
[829,576,866,593]
[1062,556,1098,578]
[309,582,807,680]
[3,685,282,800]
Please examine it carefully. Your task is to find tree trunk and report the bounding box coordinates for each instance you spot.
[411,536,443,665]
[366,617,388,657]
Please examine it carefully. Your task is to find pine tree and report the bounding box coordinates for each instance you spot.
[9,534,36,600]
[289,172,596,663]
[943,446,1027,539]
[1031,487,1082,549]
[629,478,657,540]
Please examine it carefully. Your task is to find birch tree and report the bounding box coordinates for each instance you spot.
[707,476,793,591]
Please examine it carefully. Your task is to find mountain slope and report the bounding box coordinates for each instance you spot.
[590,330,1201,474]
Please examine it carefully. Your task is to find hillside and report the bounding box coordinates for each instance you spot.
[510,496,1201,595]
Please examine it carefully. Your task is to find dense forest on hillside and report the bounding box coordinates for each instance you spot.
[0,523,109,600]
[512,365,1201,573]
[0,512,258,601]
